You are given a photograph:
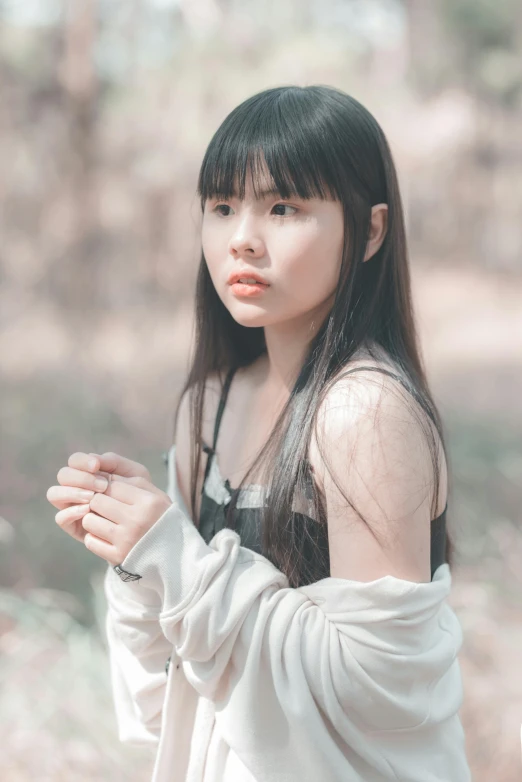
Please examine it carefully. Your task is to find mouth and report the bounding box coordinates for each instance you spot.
[232,279,269,286]
[229,280,270,297]
[228,273,270,286]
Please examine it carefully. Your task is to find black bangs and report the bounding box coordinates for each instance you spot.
[196,87,343,208]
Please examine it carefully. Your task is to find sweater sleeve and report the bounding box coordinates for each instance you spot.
[117,448,465,749]
[103,447,184,748]
[104,567,171,747]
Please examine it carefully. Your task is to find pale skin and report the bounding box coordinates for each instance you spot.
[47,453,172,565]
[201,172,387,392]
[47,166,446,582]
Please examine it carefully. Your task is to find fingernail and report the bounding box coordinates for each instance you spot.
[94,477,108,491]
[79,490,95,501]
[88,457,98,470]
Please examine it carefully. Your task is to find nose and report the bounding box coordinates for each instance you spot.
[228,214,265,258]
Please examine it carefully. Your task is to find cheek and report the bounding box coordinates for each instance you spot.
[277,224,343,297]
[201,221,226,280]
[201,222,215,262]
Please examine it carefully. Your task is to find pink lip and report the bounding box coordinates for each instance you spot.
[230,281,269,298]
[228,271,270,286]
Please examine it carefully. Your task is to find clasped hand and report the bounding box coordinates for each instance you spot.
[46,451,172,567]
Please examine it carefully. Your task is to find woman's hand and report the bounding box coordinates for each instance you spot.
[82,470,172,567]
[47,453,108,544]
[47,451,168,564]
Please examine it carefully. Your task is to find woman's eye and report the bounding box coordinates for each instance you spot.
[212,202,297,217]
[272,203,297,217]
[214,204,232,216]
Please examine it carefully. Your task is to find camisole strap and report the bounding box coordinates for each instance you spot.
[211,366,237,452]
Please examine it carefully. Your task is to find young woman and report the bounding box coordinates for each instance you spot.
[48,85,471,781]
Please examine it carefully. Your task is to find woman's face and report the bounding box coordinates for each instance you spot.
[201,169,344,330]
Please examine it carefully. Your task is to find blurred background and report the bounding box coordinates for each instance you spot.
[0,0,521,779]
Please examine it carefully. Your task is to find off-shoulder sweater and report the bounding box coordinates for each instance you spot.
[103,444,471,781]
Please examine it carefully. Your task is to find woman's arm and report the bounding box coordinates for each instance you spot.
[103,380,214,748]
[103,446,187,748]
[117,386,461,730]
[108,375,468,779]
[312,367,445,584]
[115,466,467,780]
[104,568,170,747]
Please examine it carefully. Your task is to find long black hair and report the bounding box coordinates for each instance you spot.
[173,85,453,587]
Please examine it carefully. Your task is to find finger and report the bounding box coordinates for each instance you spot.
[55,504,91,540]
[95,452,151,480]
[57,466,109,493]
[100,471,164,496]
[82,511,117,544]
[89,480,155,524]
[95,472,164,496]
[84,469,130,485]
[83,531,120,566]
[68,452,100,473]
[47,485,96,510]
[56,503,91,528]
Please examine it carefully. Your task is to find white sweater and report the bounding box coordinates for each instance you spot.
[103,444,471,782]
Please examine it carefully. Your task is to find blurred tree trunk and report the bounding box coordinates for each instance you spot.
[58,0,99,316]
[402,0,446,94]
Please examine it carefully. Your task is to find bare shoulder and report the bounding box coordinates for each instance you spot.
[321,350,412,424]
[311,350,446,582]
[315,342,413,423]
[309,344,448,520]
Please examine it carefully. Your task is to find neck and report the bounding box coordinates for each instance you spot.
[259,300,334,394]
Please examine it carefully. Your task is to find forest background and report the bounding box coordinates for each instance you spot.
[0,0,521,779]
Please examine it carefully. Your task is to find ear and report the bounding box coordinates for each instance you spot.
[363,203,388,262]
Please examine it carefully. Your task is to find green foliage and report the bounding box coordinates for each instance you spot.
[0,371,169,628]
[440,0,522,101]
[446,410,522,601]
[0,581,154,780]
[441,0,517,51]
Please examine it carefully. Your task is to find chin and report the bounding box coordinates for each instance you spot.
[228,309,271,328]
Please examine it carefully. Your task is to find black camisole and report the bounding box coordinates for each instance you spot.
[196,366,447,586]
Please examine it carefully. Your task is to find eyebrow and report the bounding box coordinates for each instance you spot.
[225,186,286,200]
[210,187,294,201]
[256,187,284,199]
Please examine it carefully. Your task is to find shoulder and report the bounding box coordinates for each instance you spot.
[309,349,447,554]
[316,359,418,443]
[311,375,437,580]
[312,345,423,447]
